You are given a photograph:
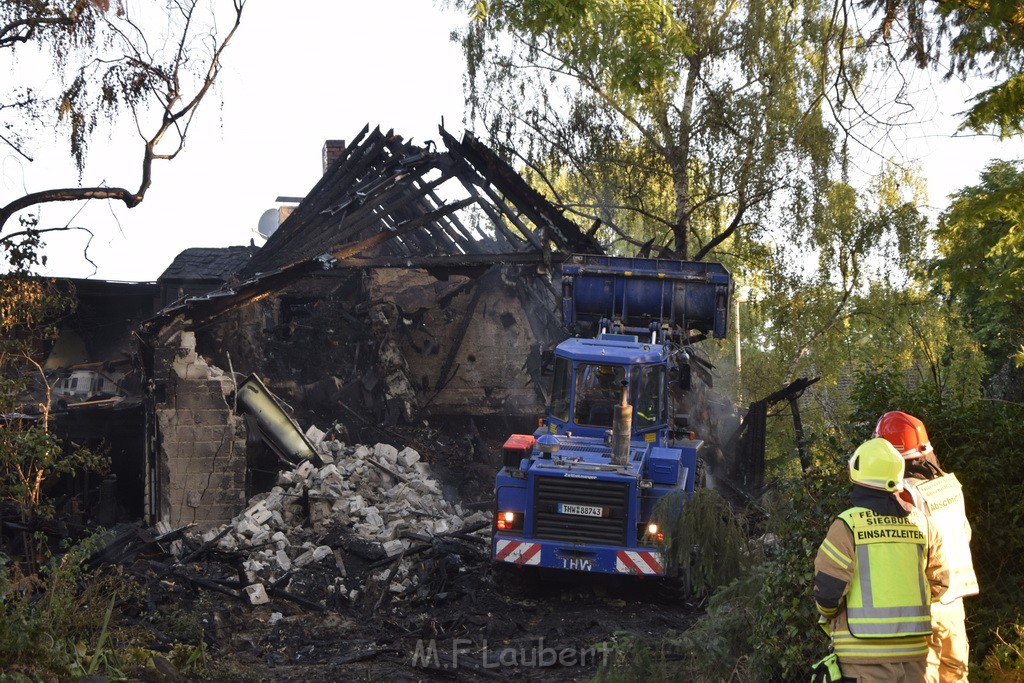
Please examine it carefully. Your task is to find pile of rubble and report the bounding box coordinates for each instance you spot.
[196,427,492,609]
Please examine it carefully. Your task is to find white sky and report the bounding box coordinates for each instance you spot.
[3,1,468,281]
[2,1,1022,282]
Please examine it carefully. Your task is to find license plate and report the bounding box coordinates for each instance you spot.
[557,503,604,517]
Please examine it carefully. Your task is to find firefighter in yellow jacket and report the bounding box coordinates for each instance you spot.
[875,412,978,683]
[814,438,949,682]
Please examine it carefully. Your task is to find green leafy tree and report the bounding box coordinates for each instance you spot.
[932,159,1024,379]
[453,0,838,259]
[0,275,107,569]
[0,0,245,261]
[737,166,977,403]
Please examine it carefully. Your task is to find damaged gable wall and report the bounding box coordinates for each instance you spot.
[370,265,563,417]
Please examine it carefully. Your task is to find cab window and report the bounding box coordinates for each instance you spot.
[573,363,625,427]
[634,365,665,428]
[550,356,571,421]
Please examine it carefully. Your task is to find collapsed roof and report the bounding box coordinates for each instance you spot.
[147,124,603,329]
[240,124,603,277]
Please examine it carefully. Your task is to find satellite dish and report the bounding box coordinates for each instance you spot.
[257,208,279,239]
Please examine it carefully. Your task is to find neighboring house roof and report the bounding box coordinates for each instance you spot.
[159,245,260,283]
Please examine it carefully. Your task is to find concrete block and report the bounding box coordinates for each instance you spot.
[305,424,326,446]
[374,443,399,465]
[181,361,212,380]
[293,549,315,568]
[397,447,421,468]
[275,549,292,572]
[320,479,345,499]
[267,488,285,507]
[433,518,451,535]
[244,583,270,605]
[385,483,408,500]
[235,518,260,537]
[294,460,315,480]
[179,331,197,354]
[353,523,377,538]
[467,511,490,526]
[317,464,341,480]
[382,539,406,556]
[242,500,267,518]
[271,531,289,548]
[312,545,333,563]
[309,500,333,524]
[352,445,372,460]
[174,381,233,412]
[361,507,384,527]
[348,495,365,514]
[250,508,273,525]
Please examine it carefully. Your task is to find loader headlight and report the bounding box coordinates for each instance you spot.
[496,511,522,531]
[640,521,664,544]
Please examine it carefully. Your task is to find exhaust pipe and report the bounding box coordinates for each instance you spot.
[611,382,632,466]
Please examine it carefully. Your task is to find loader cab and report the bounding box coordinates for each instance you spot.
[545,335,670,441]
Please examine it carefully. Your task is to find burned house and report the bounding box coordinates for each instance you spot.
[139,125,606,529]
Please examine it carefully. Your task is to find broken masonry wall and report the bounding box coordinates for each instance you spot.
[152,323,247,529]
[370,265,560,418]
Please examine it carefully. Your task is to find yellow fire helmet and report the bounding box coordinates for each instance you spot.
[849,438,905,492]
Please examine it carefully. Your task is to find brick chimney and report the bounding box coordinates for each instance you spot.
[322,139,346,175]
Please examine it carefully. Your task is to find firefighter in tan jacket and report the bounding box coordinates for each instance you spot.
[875,412,979,683]
[814,438,949,682]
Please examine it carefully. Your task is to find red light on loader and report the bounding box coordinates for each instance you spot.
[497,511,517,530]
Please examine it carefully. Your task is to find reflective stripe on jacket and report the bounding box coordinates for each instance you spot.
[814,506,948,663]
[838,507,931,638]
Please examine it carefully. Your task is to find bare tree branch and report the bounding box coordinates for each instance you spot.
[0,0,245,241]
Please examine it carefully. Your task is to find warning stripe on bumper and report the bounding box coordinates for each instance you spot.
[494,540,542,565]
[615,550,664,575]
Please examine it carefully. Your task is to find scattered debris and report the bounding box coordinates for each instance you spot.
[74,429,701,682]
[189,436,491,613]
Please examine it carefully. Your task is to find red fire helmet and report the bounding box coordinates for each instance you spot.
[873,411,933,459]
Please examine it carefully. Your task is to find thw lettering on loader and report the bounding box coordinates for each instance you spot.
[494,539,542,565]
[562,558,594,571]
